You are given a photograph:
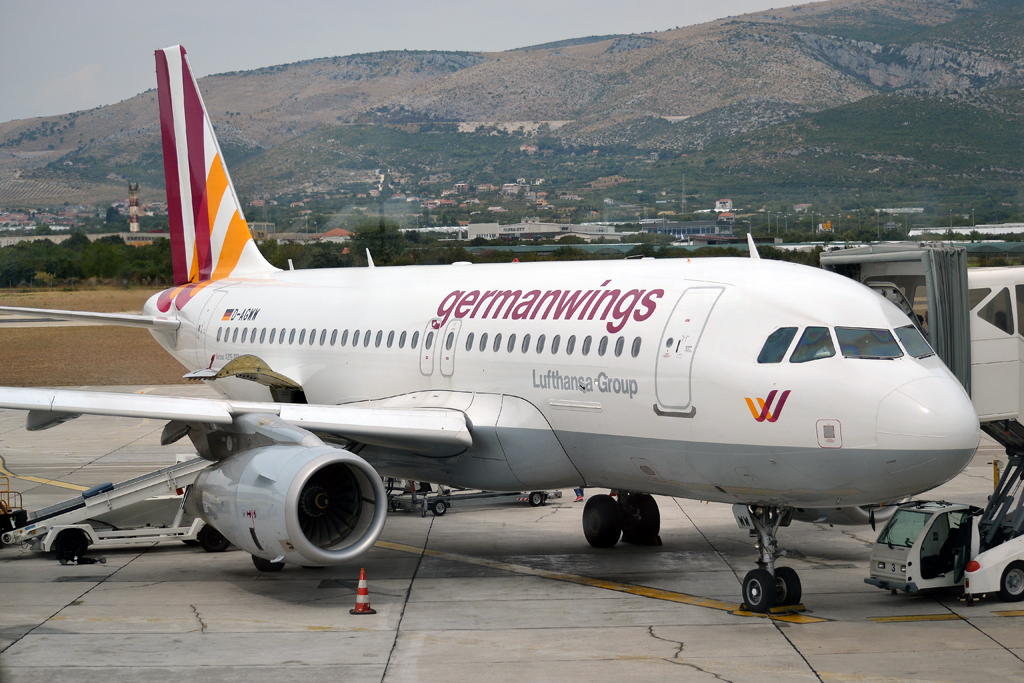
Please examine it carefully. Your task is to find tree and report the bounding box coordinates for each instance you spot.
[352,217,408,264]
[105,206,120,223]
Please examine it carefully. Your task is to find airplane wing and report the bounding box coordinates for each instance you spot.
[0,306,180,331]
[0,387,471,456]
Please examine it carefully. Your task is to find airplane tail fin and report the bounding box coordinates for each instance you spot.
[155,45,276,286]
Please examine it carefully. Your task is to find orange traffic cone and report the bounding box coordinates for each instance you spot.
[350,568,377,615]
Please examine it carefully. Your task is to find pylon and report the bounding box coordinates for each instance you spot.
[350,567,377,615]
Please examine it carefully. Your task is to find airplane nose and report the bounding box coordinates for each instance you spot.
[876,376,979,490]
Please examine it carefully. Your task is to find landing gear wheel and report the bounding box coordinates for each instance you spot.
[999,561,1024,602]
[583,494,622,548]
[743,568,777,613]
[773,566,802,607]
[197,524,230,552]
[620,493,661,546]
[529,492,545,507]
[252,555,285,572]
[53,528,89,560]
[431,500,447,516]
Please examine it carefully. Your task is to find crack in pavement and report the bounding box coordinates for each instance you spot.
[665,657,736,682]
[647,625,684,659]
[534,506,560,523]
[189,604,208,634]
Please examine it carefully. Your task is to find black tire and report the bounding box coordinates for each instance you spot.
[583,494,622,548]
[743,568,777,613]
[999,561,1024,602]
[252,555,285,572]
[774,566,802,606]
[182,539,200,547]
[197,524,230,553]
[53,528,89,559]
[432,500,447,516]
[529,492,544,507]
[621,493,661,546]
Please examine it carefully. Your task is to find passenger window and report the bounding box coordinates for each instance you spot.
[269,329,276,344]
[465,332,474,351]
[399,331,407,348]
[507,333,517,352]
[341,330,349,346]
[835,328,903,359]
[446,332,454,350]
[411,331,419,349]
[582,335,592,356]
[1017,286,1024,337]
[551,335,560,354]
[969,288,991,310]
[308,329,315,345]
[493,333,502,352]
[279,328,286,344]
[631,337,642,358]
[241,328,248,343]
[978,287,1013,334]
[216,327,222,342]
[614,336,624,357]
[330,329,337,346]
[260,328,267,344]
[479,332,488,351]
[320,330,327,346]
[299,329,306,345]
[536,334,545,353]
[522,334,531,353]
[895,325,934,358]
[757,327,797,364]
[387,331,395,348]
[567,335,576,355]
[353,329,361,346]
[425,331,434,349]
[598,336,608,356]
[789,327,835,363]
[289,328,296,344]
[232,328,239,343]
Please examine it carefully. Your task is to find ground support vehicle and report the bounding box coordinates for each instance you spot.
[0,457,222,557]
[865,450,1024,602]
[427,488,561,516]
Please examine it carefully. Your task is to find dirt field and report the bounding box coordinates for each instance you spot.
[0,287,162,313]
[0,287,189,387]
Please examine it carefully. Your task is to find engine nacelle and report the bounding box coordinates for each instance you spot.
[791,505,899,527]
[190,417,387,566]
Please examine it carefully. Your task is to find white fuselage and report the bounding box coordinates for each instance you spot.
[146,257,980,508]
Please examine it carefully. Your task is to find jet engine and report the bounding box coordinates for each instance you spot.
[187,415,388,566]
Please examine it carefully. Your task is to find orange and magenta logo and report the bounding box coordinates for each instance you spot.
[745,390,791,423]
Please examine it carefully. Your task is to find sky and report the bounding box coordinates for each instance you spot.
[0,0,810,123]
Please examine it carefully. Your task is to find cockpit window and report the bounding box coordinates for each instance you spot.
[789,327,835,363]
[758,327,798,364]
[968,288,991,310]
[835,327,904,359]
[895,325,935,358]
[978,287,1013,335]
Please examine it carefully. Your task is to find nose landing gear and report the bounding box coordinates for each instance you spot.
[736,504,802,613]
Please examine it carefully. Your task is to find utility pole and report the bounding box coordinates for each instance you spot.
[681,175,686,216]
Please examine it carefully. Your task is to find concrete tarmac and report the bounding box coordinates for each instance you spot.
[1,385,1022,682]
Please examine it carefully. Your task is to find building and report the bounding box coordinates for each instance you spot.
[249,222,276,241]
[715,199,733,212]
[640,217,733,238]
[453,183,469,194]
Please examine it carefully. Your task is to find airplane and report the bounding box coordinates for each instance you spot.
[0,45,980,613]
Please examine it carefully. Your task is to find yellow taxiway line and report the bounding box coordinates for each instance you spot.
[375,539,829,623]
[0,455,88,492]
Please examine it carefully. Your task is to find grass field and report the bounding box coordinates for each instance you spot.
[0,287,189,387]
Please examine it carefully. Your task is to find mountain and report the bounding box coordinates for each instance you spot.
[0,0,1022,207]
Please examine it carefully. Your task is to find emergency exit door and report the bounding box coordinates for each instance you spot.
[655,287,723,410]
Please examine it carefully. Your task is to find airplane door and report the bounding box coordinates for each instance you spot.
[655,287,723,411]
[197,289,228,366]
[420,318,441,376]
[440,319,462,377]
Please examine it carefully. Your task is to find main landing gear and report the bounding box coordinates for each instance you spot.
[583,492,662,548]
[737,504,802,613]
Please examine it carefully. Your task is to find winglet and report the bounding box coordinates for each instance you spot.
[747,233,760,259]
[366,249,375,268]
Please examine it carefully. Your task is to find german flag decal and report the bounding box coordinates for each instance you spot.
[222,309,234,321]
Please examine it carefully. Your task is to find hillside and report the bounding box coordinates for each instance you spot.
[1,0,1022,207]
